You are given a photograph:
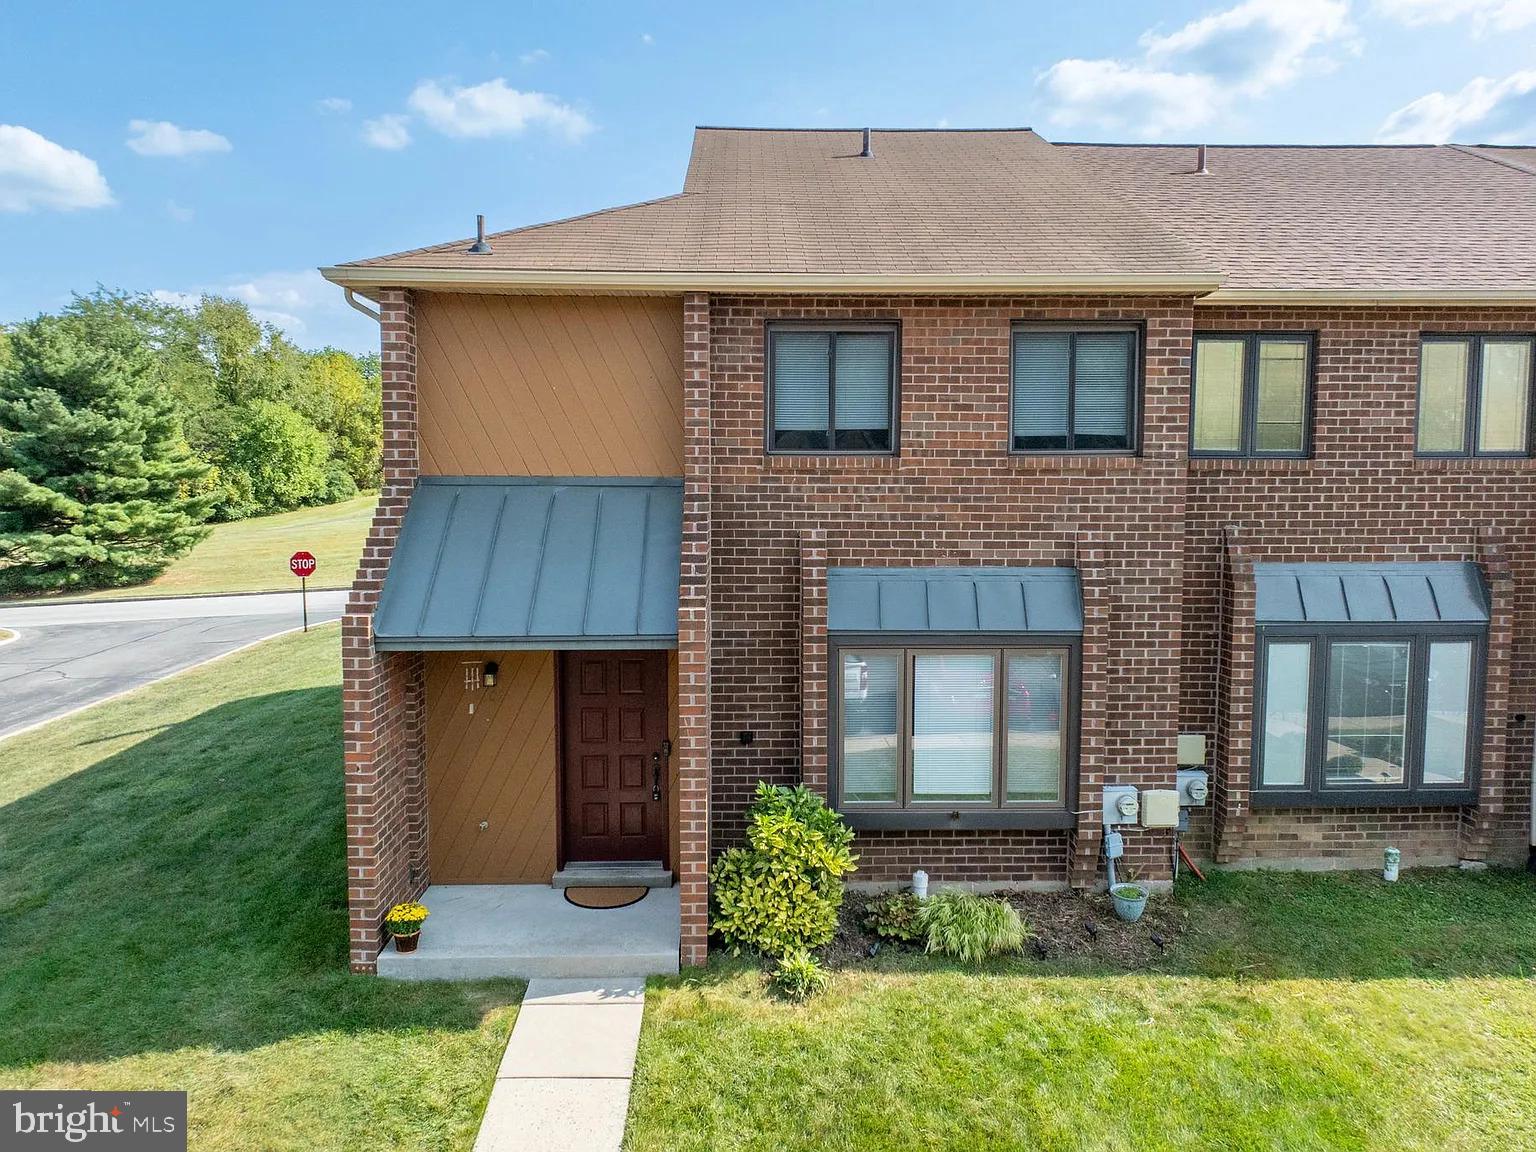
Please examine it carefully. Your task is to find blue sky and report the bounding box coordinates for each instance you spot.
[3,0,1534,352]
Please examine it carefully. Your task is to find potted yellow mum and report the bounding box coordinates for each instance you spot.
[385,901,429,953]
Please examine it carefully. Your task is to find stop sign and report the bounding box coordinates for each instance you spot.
[290,551,317,578]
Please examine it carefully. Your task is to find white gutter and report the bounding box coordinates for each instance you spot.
[343,287,381,322]
[319,266,1225,297]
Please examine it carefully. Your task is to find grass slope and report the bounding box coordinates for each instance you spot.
[0,624,519,1151]
[19,494,378,602]
[629,870,1536,1152]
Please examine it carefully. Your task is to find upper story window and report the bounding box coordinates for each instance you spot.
[1255,628,1482,806]
[767,324,897,453]
[1011,325,1138,453]
[1416,334,1534,457]
[1191,333,1312,457]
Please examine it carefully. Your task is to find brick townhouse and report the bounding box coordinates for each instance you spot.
[322,128,1536,974]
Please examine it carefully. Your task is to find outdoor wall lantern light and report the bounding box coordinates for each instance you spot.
[483,662,498,688]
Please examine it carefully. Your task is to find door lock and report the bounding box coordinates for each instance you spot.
[651,752,662,802]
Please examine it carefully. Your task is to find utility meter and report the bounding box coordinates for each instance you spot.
[1116,792,1139,818]
[1103,785,1140,824]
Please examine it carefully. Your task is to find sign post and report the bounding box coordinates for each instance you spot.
[289,551,317,631]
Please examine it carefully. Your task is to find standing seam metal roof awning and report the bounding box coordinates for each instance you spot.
[1254,562,1489,624]
[827,567,1083,633]
[374,477,682,650]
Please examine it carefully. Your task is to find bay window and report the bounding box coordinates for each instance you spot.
[834,642,1074,827]
[1254,628,1482,805]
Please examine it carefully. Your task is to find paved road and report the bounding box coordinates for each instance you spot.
[0,590,348,740]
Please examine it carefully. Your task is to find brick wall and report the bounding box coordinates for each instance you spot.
[704,296,1535,886]
[343,289,429,972]
[707,296,1193,885]
[1184,306,1536,868]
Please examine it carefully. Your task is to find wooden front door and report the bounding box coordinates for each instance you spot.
[560,651,669,864]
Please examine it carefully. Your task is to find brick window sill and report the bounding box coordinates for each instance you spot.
[764,454,904,474]
[1412,457,1536,472]
[1188,457,1315,473]
[1004,454,1142,473]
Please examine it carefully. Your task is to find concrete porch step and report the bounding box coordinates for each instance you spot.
[552,861,674,890]
[378,946,678,981]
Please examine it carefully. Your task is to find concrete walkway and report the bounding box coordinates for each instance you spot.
[474,977,646,1152]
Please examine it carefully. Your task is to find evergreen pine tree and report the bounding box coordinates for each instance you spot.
[0,302,213,593]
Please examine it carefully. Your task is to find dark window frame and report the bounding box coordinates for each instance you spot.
[764,321,900,456]
[1009,321,1143,456]
[1251,623,1484,808]
[1190,331,1316,459]
[828,633,1081,830]
[1415,333,1536,459]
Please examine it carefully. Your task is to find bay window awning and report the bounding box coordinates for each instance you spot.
[827,567,1082,634]
[1253,562,1488,625]
[374,477,682,650]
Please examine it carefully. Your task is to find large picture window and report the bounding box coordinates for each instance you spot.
[767,324,897,453]
[1416,334,1534,457]
[1254,628,1482,805]
[1191,333,1312,457]
[1011,325,1138,453]
[835,643,1073,825]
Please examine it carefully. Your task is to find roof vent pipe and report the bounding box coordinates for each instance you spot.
[466,214,493,255]
[859,127,873,158]
[1193,144,1209,175]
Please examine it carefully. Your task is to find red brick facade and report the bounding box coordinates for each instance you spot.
[344,289,1535,972]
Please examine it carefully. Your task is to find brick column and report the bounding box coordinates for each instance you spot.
[800,529,829,796]
[677,292,713,967]
[1462,527,1516,862]
[343,288,428,973]
[1069,536,1110,887]
[1212,525,1256,864]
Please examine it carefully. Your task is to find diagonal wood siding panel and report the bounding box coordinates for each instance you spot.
[417,293,684,476]
[426,650,558,884]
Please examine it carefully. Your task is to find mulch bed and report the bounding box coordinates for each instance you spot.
[822,888,1189,970]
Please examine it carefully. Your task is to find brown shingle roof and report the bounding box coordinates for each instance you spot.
[1061,142,1536,297]
[323,128,1536,300]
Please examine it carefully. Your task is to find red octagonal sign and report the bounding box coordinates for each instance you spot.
[290,551,317,578]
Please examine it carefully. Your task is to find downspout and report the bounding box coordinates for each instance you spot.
[344,287,382,323]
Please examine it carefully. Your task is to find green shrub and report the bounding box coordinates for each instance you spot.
[1111,883,1148,901]
[710,782,857,958]
[862,891,926,943]
[771,951,830,1001]
[918,891,1028,963]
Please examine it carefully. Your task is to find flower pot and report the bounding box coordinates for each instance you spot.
[1110,884,1149,924]
[393,931,421,954]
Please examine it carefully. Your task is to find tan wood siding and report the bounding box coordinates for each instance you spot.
[425,650,558,884]
[416,293,684,476]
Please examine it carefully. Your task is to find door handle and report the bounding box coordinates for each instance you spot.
[651,752,662,802]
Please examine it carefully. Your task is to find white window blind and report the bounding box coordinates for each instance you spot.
[772,331,830,432]
[911,653,996,802]
[1012,333,1070,443]
[833,333,892,432]
[1072,332,1132,442]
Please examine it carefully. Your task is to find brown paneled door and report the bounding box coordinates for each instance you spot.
[560,651,670,864]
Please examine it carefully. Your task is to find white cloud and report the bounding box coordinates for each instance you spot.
[125,119,232,157]
[0,125,114,212]
[316,96,353,114]
[152,271,377,351]
[1039,0,1353,138]
[1373,0,1536,31]
[519,48,550,65]
[1377,68,1536,142]
[407,78,594,142]
[165,199,195,222]
[640,32,654,45]
[362,113,412,150]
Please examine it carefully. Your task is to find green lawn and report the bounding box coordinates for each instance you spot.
[15,494,377,602]
[0,624,520,1151]
[628,870,1536,1152]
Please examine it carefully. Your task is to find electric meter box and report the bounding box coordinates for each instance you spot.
[1102,785,1139,825]
[1176,769,1210,807]
[1139,789,1180,828]
[1177,733,1208,767]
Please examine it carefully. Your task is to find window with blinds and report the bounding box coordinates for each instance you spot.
[1191,333,1312,457]
[1416,334,1534,458]
[1011,327,1137,452]
[835,644,1071,811]
[768,325,896,452]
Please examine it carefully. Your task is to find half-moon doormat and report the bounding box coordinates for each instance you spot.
[564,886,649,910]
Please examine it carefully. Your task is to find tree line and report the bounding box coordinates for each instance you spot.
[0,289,380,594]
